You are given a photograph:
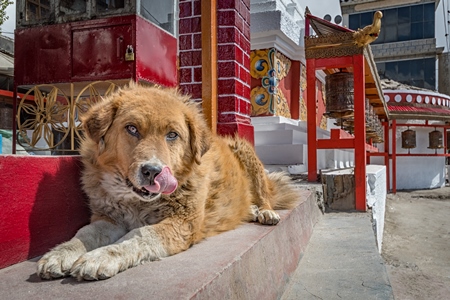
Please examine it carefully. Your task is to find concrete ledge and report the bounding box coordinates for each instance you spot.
[366,165,387,253]
[0,189,321,299]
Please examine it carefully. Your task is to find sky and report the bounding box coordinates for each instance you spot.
[1,0,449,52]
[2,1,14,39]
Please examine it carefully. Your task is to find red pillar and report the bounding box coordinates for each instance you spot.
[12,84,17,154]
[216,0,254,143]
[392,119,397,194]
[178,0,253,143]
[383,121,390,192]
[306,58,317,182]
[353,54,367,211]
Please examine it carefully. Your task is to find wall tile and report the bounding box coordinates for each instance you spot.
[191,49,202,66]
[193,0,201,16]
[179,2,192,18]
[218,61,239,78]
[179,51,193,67]
[179,18,192,34]
[218,10,236,27]
[218,0,239,10]
[193,33,202,49]
[218,78,236,95]
[193,67,202,82]
[179,35,192,51]
[218,95,239,112]
[218,44,236,60]
[179,67,192,83]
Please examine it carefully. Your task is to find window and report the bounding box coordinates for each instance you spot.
[423,21,434,39]
[26,0,50,22]
[385,63,397,81]
[348,3,435,44]
[411,22,424,40]
[423,58,435,90]
[60,0,86,15]
[411,5,423,22]
[376,58,436,89]
[140,0,176,35]
[97,0,124,12]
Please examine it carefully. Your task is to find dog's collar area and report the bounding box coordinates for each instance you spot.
[126,179,160,200]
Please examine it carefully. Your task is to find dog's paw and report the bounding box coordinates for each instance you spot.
[249,205,260,222]
[37,246,84,280]
[257,209,280,225]
[70,247,125,281]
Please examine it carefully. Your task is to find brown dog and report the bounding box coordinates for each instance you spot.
[37,84,300,280]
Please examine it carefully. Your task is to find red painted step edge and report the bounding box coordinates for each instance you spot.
[0,155,90,269]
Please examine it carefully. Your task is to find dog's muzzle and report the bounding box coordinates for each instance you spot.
[141,165,178,194]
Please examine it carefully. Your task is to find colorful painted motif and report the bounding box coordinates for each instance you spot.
[299,63,307,121]
[250,86,270,116]
[319,81,327,130]
[298,63,327,130]
[250,48,291,118]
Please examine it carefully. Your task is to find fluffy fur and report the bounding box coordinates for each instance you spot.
[36,84,300,280]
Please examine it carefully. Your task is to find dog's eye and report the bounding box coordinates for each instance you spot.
[126,125,139,137]
[166,132,178,141]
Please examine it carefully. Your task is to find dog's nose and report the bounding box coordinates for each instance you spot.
[141,164,162,184]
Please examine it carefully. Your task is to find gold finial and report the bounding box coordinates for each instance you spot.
[353,11,383,47]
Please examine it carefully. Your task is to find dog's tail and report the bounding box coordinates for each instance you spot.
[267,172,301,210]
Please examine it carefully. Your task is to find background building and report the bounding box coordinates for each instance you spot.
[341,0,450,191]
[341,0,443,91]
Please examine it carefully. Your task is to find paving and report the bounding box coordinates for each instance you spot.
[281,212,394,300]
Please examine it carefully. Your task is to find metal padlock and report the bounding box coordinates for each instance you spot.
[125,45,135,61]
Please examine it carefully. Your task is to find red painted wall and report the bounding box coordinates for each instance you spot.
[0,156,90,269]
[15,23,72,85]
[71,21,135,81]
[136,17,178,87]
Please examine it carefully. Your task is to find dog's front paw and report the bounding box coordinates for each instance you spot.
[249,205,260,222]
[258,209,280,225]
[37,244,85,280]
[70,246,125,281]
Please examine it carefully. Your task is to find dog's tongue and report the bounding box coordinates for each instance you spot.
[143,167,178,195]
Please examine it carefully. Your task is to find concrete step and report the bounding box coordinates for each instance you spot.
[253,122,307,133]
[254,129,307,146]
[252,117,330,140]
[0,188,322,300]
[264,164,308,175]
[251,116,301,127]
[281,212,394,300]
[255,144,306,165]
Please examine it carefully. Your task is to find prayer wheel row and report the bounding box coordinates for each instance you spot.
[401,129,445,149]
[325,71,383,143]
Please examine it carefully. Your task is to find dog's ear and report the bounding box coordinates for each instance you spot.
[186,108,211,165]
[81,99,118,144]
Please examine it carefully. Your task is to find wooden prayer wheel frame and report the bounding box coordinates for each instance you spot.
[325,71,354,119]
[428,130,444,149]
[401,129,416,149]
